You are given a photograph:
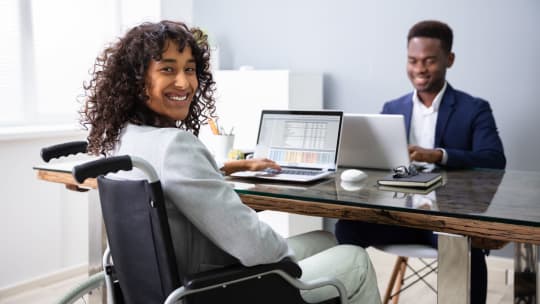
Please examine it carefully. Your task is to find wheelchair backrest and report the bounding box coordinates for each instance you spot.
[97,176,180,304]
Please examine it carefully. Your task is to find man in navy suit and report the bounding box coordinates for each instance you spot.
[336,20,505,304]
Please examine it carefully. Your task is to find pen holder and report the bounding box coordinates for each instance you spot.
[208,134,235,162]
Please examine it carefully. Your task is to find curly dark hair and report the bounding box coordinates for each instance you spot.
[81,20,216,155]
[408,20,453,53]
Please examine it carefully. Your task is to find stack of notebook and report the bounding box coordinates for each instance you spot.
[377,172,442,188]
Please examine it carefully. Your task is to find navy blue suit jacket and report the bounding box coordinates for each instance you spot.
[381,84,506,169]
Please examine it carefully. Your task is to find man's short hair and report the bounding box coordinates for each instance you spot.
[408,20,453,53]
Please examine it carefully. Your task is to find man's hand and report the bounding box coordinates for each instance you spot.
[408,145,443,164]
[221,158,281,176]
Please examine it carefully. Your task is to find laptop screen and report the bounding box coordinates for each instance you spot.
[254,110,343,170]
[338,113,410,170]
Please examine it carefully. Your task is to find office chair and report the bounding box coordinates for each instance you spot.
[374,244,438,304]
[375,238,511,304]
[66,151,347,303]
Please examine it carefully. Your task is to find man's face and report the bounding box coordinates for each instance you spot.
[407,37,454,95]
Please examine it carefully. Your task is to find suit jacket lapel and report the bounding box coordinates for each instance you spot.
[435,85,456,147]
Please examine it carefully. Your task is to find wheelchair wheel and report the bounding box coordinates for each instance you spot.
[56,271,105,304]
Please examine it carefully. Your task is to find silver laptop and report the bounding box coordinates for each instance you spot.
[337,113,410,170]
[231,110,343,182]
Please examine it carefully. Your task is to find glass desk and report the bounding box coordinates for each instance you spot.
[233,169,540,243]
[34,163,540,304]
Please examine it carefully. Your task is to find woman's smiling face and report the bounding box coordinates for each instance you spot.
[145,41,198,122]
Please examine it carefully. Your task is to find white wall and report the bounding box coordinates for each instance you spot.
[0,131,89,288]
[161,0,193,25]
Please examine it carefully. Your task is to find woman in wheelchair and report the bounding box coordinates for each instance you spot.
[79,20,380,303]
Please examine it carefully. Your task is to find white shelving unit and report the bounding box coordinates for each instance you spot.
[201,70,324,238]
[208,70,323,150]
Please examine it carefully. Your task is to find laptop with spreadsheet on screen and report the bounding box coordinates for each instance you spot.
[230,110,343,182]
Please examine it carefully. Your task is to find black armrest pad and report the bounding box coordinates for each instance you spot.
[183,257,301,289]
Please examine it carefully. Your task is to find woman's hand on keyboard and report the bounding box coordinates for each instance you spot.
[246,158,282,172]
[221,158,281,176]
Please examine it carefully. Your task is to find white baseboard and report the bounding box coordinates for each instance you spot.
[0,264,87,299]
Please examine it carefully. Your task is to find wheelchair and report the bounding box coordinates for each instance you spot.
[42,142,347,304]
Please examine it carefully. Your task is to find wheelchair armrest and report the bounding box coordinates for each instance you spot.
[183,257,301,289]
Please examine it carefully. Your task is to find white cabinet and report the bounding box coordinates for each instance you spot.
[209,70,323,150]
[201,70,324,238]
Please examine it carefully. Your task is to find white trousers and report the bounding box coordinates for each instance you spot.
[287,231,381,304]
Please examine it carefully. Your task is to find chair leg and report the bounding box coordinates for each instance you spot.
[392,257,408,304]
[383,256,408,304]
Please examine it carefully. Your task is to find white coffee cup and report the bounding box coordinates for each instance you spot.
[209,134,235,162]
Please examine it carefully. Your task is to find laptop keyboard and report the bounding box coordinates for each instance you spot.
[277,169,321,176]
